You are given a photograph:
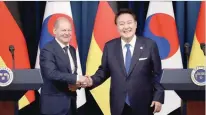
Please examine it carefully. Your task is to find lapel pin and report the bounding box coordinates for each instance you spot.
[140,47,143,49]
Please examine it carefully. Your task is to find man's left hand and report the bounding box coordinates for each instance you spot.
[150,101,162,113]
[68,84,79,92]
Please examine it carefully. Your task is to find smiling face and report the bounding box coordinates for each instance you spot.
[53,17,72,45]
[116,13,137,42]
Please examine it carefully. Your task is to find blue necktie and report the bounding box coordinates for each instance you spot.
[125,44,131,106]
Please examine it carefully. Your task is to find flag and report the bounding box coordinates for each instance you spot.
[35,1,86,108]
[188,2,205,114]
[186,1,202,48]
[143,1,182,115]
[174,1,201,68]
[70,2,101,114]
[0,1,35,110]
[70,1,99,74]
[86,1,119,115]
[189,1,206,68]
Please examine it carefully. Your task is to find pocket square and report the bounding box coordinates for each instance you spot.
[139,58,148,60]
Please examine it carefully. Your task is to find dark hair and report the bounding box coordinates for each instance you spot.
[115,8,137,25]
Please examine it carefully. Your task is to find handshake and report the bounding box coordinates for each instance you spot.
[68,75,93,91]
[76,75,93,88]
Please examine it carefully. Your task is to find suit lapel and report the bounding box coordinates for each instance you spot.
[128,37,144,76]
[115,39,127,76]
[52,40,72,72]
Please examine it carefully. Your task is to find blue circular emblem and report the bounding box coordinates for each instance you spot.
[191,66,206,86]
[0,67,13,87]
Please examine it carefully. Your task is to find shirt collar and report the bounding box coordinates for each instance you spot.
[55,38,70,49]
[121,35,137,48]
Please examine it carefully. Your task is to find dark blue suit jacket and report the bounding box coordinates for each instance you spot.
[91,36,164,115]
[40,39,78,115]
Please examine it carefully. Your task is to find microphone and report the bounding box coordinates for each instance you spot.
[184,43,190,66]
[200,43,205,56]
[184,43,190,55]
[9,45,15,69]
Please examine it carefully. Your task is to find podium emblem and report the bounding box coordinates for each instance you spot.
[0,67,13,87]
[191,66,206,86]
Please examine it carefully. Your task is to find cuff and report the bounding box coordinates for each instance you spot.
[77,75,80,82]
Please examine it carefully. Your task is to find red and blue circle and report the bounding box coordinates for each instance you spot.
[40,13,77,49]
[144,13,179,60]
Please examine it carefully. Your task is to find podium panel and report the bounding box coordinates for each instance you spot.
[161,69,205,115]
[0,69,43,91]
[161,69,204,91]
[0,69,43,115]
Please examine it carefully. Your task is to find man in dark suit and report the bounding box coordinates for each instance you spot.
[40,17,88,115]
[86,9,165,115]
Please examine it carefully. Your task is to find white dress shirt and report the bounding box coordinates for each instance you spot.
[55,39,79,81]
[121,35,137,64]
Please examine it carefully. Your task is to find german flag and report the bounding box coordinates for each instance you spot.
[188,2,205,115]
[189,1,206,68]
[86,1,119,115]
[0,1,35,111]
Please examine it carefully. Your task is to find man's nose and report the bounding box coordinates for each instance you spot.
[65,31,69,34]
[123,24,129,29]
[64,31,70,35]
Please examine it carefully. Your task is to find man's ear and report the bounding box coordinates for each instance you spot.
[135,21,137,29]
[53,28,56,35]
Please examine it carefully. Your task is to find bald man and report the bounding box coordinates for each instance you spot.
[40,17,88,115]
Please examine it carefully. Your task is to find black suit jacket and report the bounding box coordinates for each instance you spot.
[40,39,78,115]
[91,36,164,115]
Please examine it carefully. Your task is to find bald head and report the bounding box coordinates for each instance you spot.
[53,17,72,45]
[54,17,71,29]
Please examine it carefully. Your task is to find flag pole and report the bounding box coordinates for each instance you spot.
[184,43,190,67]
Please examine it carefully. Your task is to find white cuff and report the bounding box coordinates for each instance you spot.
[77,75,80,81]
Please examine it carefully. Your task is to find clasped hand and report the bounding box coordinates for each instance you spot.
[68,75,92,91]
